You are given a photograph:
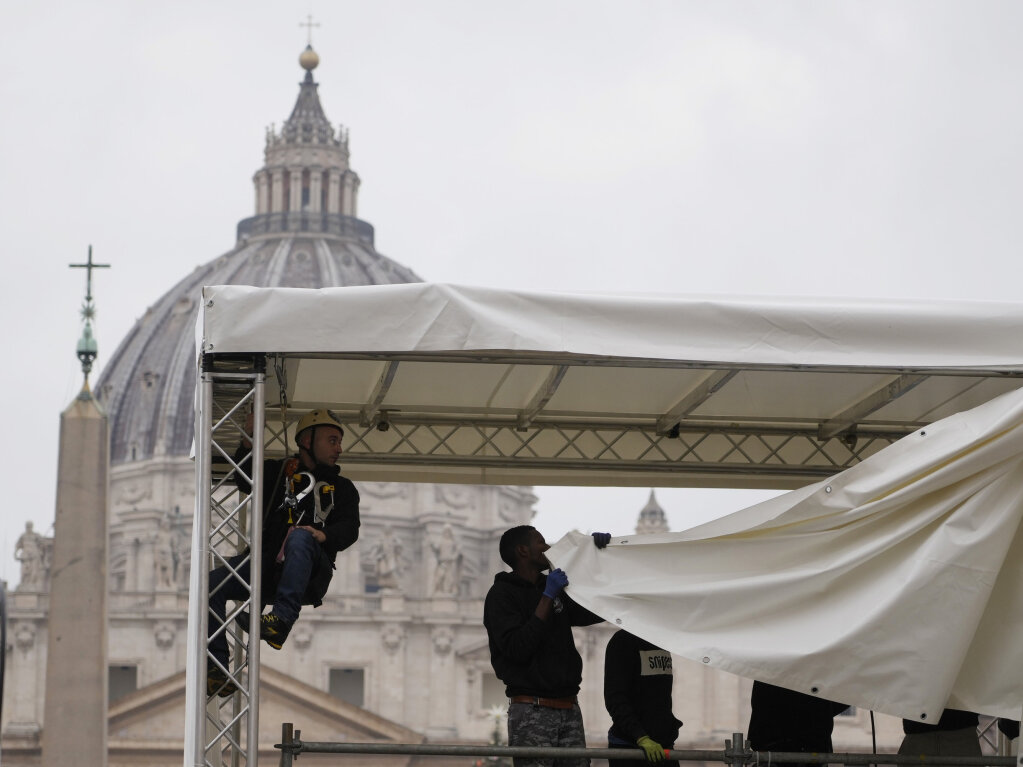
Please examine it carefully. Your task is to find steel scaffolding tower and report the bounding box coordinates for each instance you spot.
[187,355,267,767]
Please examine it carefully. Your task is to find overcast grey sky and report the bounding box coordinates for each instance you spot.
[2,1,1023,583]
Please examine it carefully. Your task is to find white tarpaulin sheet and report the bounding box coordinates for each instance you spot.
[548,385,1023,722]
[199,283,1023,369]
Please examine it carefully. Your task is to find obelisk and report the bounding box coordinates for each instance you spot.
[41,248,111,766]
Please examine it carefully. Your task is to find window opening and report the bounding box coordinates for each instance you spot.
[109,664,138,703]
[329,667,365,707]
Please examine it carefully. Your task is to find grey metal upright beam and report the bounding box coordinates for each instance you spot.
[187,355,265,767]
[0,579,6,728]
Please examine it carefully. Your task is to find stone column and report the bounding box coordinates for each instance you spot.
[270,168,285,213]
[42,390,109,767]
[326,169,341,214]
[425,625,457,739]
[378,623,407,721]
[127,537,140,592]
[341,172,357,217]
[255,170,269,214]
[3,619,43,737]
[289,168,303,212]
[309,167,322,213]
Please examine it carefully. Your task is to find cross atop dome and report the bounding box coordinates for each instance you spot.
[300,14,320,45]
[298,15,321,70]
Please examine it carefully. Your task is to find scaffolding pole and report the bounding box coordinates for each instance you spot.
[275,726,1018,767]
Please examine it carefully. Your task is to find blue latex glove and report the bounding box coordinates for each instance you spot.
[543,568,569,598]
[592,532,612,549]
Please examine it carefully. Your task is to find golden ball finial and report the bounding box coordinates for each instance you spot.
[299,44,320,71]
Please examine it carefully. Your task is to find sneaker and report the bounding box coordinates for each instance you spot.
[260,613,292,650]
[207,663,238,698]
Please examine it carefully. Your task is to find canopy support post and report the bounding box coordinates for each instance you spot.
[185,353,265,766]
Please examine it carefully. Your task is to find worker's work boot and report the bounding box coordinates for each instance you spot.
[207,662,238,698]
[260,613,292,650]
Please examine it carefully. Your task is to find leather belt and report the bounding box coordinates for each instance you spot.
[509,695,577,709]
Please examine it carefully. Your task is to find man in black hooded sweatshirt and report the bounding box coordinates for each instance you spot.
[484,525,609,767]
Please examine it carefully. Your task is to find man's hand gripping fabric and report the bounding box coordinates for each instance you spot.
[543,568,569,598]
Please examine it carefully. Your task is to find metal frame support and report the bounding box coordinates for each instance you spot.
[360,360,399,428]
[517,365,569,429]
[336,417,904,485]
[725,732,750,767]
[186,355,265,767]
[273,724,1019,766]
[0,579,6,726]
[279,724,295,767]
[818,375,927,441]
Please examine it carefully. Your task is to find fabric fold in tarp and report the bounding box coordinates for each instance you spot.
[547,385,1023,722]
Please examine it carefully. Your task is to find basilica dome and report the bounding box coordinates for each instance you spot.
[96,47,421,464]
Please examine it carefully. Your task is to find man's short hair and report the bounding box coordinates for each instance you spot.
[499,525,537,567]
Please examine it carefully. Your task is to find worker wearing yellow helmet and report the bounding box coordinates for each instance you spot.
[295,408,346,468]
[206,407,360,697]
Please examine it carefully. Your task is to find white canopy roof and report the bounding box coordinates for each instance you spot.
[193,283,1023,722]
[197,282,1023,488]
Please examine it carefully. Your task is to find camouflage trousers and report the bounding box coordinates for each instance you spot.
[507,702,589,767]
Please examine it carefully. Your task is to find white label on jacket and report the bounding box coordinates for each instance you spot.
[639,649,673,676]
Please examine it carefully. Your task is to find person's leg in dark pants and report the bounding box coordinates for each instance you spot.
[507,703,589,767]
[270,528,319,623]
[208,553,251,668]
[261,528,320,648]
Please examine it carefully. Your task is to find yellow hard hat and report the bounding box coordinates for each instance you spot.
[296,408,345,439]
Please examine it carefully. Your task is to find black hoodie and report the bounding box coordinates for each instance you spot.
[483,570,602,698]
[233,446,360,585]
[604,629,682,746]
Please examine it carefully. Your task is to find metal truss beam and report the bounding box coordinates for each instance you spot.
[360,360,399,427]
[188,355,265,767]
[817,374,926,440]
[518,365,569,429]
[656,369,738,435]
[337,415,907,485]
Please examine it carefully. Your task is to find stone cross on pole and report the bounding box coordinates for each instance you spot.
[69,245,110,384]
[300,14,320,45]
